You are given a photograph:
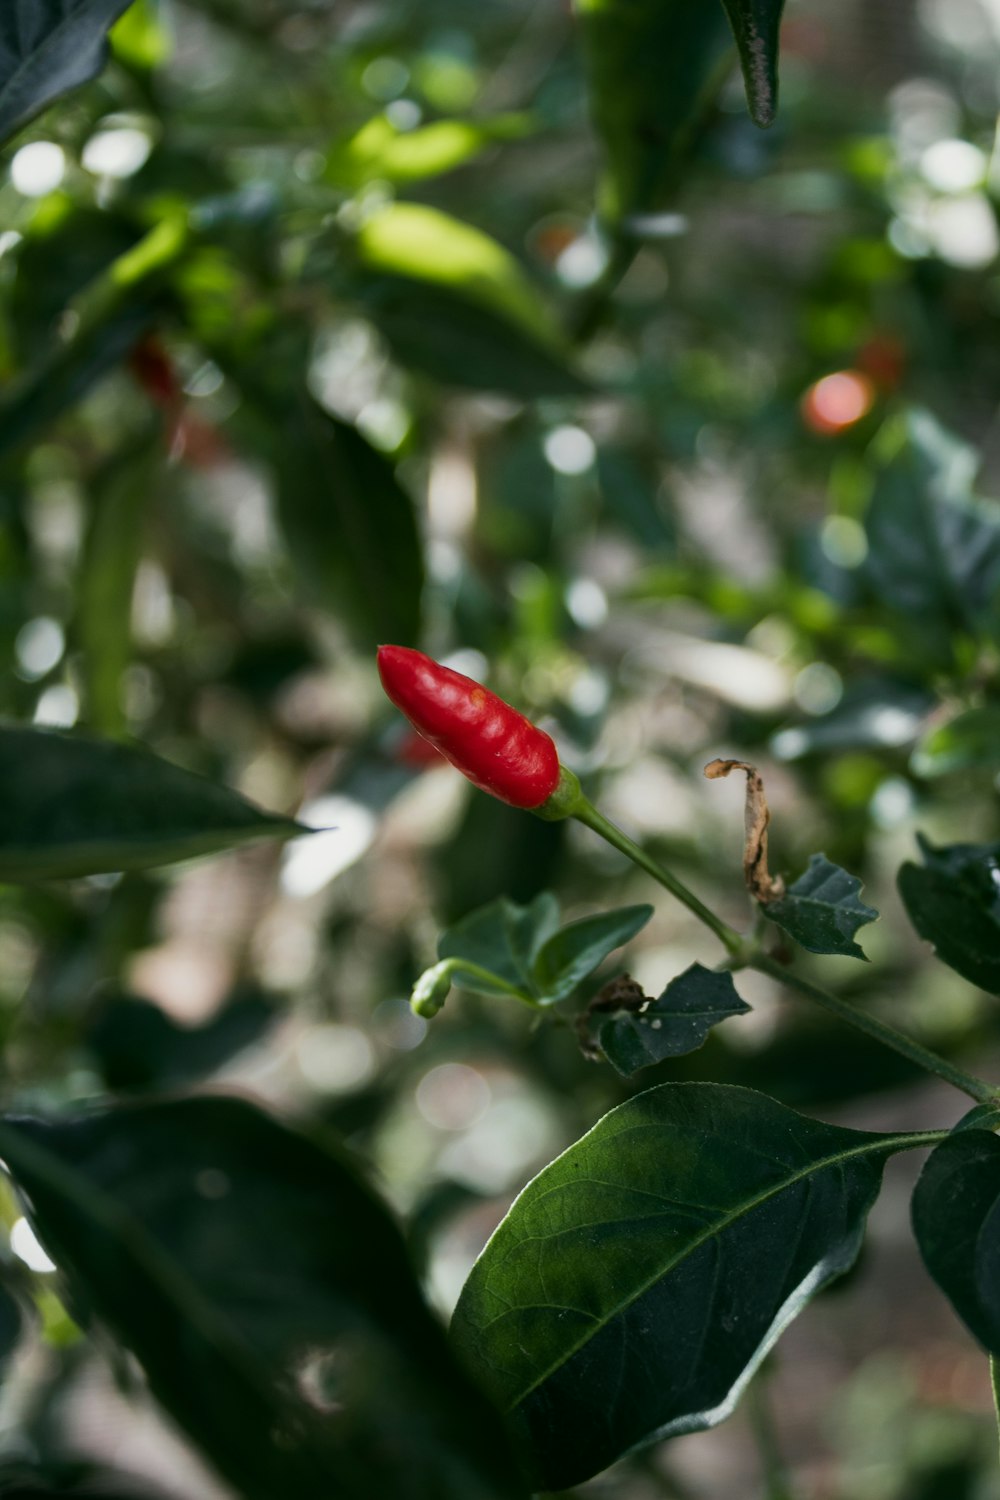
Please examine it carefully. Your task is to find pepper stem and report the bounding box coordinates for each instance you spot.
[571,796,745,956]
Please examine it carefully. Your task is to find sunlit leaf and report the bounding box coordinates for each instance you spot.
[0,727,304,880]
[898,836,1000,994]
[452,1083,914,1489]
[574,0,732,221]
[0,0,136,145]
[354,203,584,396]
[0,1098,525,1500]
[330,113,532,188]
[764,854,878,959]
[591,963,751,1076]
[718,0,787,128]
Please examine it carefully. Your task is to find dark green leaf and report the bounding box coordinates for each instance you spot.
[910,705,1000,779]
[0,727,303,880]
[274,397,423,647]
[718,0,787,128]
[912,1126,1000,1354]
[532,903,652,1004]
[0,0,136,146]
[574,0,733,221]
[771,679,932,760]
[436,896,650,1006]
[865,411,1000,649]
[764,854,878,959]
[898,836,1000,993]
[77,440,157,737]
[593,963,751,1076]
[451,1082,911,1489]
[437,894,559,1001]
[0,1098,525,1500]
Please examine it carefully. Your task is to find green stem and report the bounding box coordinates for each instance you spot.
[573,798,745,956]
[444,959,537,1006]
[752,955,998,1106]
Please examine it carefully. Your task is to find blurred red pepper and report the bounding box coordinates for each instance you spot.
[128,334,228,469]
[377,645,561,809]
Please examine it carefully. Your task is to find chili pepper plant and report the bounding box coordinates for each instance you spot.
[1,2,1000,1499]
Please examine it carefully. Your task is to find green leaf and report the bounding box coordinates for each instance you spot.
[865,410,1000,650]
[0,727,304,880]
[898,836,1000,994]
[437,893,560,1001]
[592,963,751,1077]
[77,439,157,737]
[910,705,1000,779]
[532,903,652,1004]
[436,895,650,1007]
[0,1098,525,1500]
[274,396,423,647]
[329,113,532,188]
[912,1126,1000,1355]
[764,854,878,959]
[0,0,136,146]
[574,0,733,221]
[355,203,584,396]
[718,0,787,128]
[451,1082,913,1490]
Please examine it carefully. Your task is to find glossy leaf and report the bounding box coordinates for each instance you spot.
[355,204,584,396]
[435,894,651,1007]
[718,0,787,128]
[865,411,1000,648]
[532,904,653,1003]
[0,0,135,146]
[451,1083,911,1489]
[0,1099,524,1500]
[77,439,156,737]
[592,963,751,1077]
[274,396,423,647]
[574,0,733,221]
[898,836,1000,994]
[912,1122,1000,1354]
[0,727,303,881]
[910,705,1000,779]
[764,854,878,959]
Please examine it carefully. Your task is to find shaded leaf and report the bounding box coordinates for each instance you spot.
[77,439,156,736]
[451,1082,913,1489]
[274,396,423,647]
[574,0,733,221]
[437,894,560,1001]
[912,1125,1000,1354]
[771,678,931,760]
[898,836,1000,994]
[533,904,652,1004]
[0,1098,525,1500]
[718,0,787,128]
[0,0,135,146]
[0,727,303,880]
[865,411,1000,649]
[910,705,1000,779]
[764,854,878,959]
[592,963,751,1076]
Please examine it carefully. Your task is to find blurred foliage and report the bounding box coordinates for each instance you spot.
[1,0,1000,1495]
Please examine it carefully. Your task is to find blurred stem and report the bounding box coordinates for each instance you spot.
[752,956,998,1105]
[747,1368,795,1500]
[572,799,745,956]
[567,233,636,345]
[991,1354,1000,1464]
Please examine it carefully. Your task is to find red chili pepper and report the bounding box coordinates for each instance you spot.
[377,645,561,809]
